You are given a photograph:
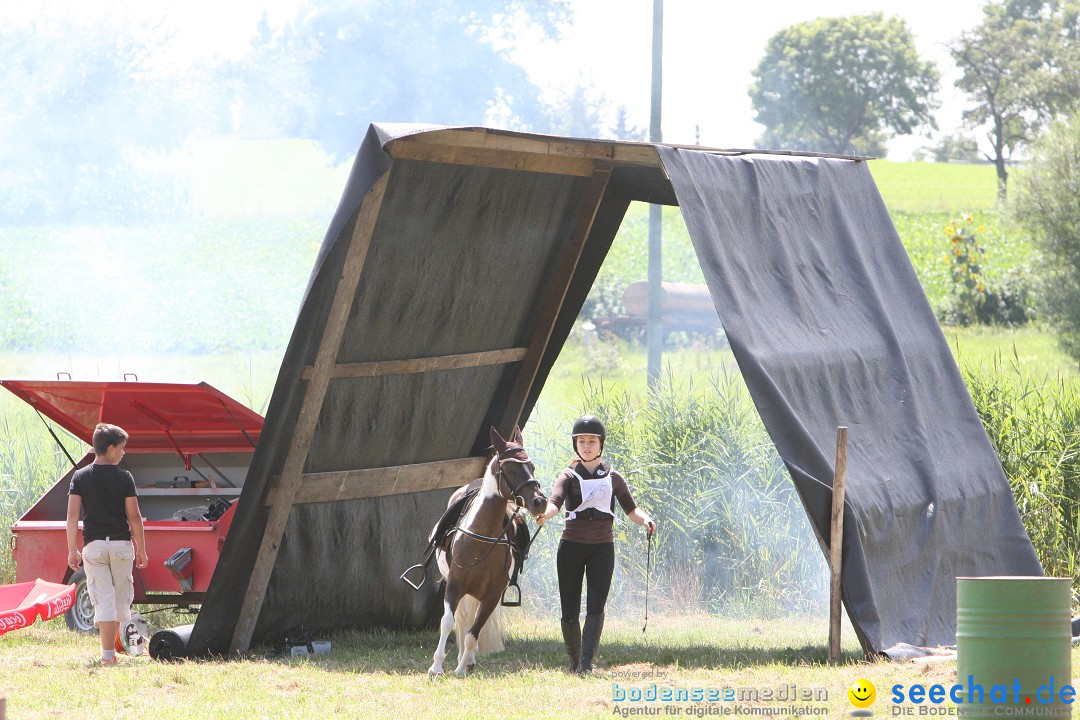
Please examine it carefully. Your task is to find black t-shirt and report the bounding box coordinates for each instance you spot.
[68,463,137,542]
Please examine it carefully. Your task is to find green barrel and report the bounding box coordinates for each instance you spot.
[956,577,1073,719]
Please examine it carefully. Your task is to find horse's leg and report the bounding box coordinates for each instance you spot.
[454,592,501,676]
[428,581,459,677]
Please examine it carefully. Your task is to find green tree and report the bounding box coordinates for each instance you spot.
[748,13,939,155]
[1011,113,1080,362]
[951,0,1080,198]
[0,16,203,222]
[230,0,578,162]
[925,133,983,163]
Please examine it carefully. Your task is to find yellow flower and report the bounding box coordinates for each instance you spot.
[978,226,985,233]
[976,283,985,292]
[963,213,973,223]
[954,248,963,256]
[952,236,961,245]
[945,225,956,235]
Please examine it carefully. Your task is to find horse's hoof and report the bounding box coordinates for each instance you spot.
[427,666,443,677]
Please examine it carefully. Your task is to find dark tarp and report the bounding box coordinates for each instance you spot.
[185,125,623,655]
[656,147,1042,651]
[183,123,1041,657]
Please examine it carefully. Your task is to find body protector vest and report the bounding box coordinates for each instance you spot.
[566,467,616,520]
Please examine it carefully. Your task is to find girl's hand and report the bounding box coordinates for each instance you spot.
[643,517,657,534]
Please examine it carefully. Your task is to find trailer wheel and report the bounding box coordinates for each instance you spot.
[65,570,97,633]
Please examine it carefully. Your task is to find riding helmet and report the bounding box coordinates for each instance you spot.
[571,414,606,455]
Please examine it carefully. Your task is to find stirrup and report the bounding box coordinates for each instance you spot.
[501,583,522,607]
[400,563,427,590]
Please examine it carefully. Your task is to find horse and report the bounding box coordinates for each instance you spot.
[427,425,547,676]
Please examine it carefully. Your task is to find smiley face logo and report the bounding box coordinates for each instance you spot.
[848,678,876,708]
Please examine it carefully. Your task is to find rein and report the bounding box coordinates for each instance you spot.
[451,454,541,570]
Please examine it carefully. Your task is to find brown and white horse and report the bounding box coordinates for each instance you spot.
[428,426,547,676]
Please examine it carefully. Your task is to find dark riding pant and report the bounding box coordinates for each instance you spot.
[557,540,615,622]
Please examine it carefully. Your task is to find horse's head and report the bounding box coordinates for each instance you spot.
[489,425,547,517]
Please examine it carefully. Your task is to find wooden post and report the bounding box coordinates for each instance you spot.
[2,696,6,720]
[228,174,389,655]
[829,426,848,665]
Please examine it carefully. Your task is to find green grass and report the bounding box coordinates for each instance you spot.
[0,612,941,720]
[869,160,999,212]
[944,326,1078,379]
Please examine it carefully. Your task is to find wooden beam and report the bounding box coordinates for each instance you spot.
[400,128,662,168]
[498,165,614,434]
[388,139,594,176]
[264,457,488,506]
[229,173,389,655]
[299,347,528,381]
[828,426,849,666]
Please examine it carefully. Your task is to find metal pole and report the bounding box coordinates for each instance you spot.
[828,426,848,665]
[646,0,664,387]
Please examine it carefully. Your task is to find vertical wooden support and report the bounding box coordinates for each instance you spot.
[828,425,848,665]
[228,174,389,655]
[498,165,613,433]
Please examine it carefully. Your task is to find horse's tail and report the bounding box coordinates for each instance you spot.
[454,596,505,656]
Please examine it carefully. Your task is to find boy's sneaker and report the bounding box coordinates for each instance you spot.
[97,656,119,666]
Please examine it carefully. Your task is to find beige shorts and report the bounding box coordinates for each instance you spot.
[82,539,134,625]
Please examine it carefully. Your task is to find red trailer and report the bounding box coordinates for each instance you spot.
[2,379,263,631]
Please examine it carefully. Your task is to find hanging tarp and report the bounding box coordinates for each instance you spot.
[656,147,1042,651]
[180,125,1040,657]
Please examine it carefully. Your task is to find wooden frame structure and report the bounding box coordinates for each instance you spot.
[225,128,679,653]
[207,126,868,655]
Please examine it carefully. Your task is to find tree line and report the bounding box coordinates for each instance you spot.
[750,0,1080,197]
[0,0,642,224]
[3,0,1079,221]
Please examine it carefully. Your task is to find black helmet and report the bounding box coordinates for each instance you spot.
[571,414,606,455]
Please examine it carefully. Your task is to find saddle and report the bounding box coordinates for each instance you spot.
[400,485,533,606]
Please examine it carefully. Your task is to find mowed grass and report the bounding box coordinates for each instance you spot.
[0,611,975,720]
[868,160,999,212]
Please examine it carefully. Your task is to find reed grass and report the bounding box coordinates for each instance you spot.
[521,369,828,619]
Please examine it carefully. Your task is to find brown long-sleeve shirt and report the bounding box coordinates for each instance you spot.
[548,461,637,544]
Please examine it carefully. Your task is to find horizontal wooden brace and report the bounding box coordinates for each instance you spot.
[265,456,488,505]
[388,138,596,176]
[393,128,663,167]
[300,347,528,381]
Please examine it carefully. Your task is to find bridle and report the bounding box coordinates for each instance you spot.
[493,450,542,512]
[450,449,544,569]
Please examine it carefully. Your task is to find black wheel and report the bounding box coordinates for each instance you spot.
[65,570,97,633]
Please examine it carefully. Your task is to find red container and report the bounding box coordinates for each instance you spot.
[2,379,262,631]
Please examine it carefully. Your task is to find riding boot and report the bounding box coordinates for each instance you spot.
[561,619,581,673]
[578,612,605,675]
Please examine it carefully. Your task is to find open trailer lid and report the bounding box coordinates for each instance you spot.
[0,380,263,455]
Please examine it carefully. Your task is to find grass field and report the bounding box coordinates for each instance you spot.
[0,612,979,720]
[868,160,999,212]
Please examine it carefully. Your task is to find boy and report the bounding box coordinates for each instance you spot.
[66,423,148,664]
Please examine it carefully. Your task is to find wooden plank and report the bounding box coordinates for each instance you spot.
[828,426,848,666]
[498,165,614,433]
[299,347,528,381]
[229,172,389,655]
[264,457,488,506]
[388,139,594,176]
[402,128,662,167]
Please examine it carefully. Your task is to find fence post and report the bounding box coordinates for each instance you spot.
[829,426,848,665]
